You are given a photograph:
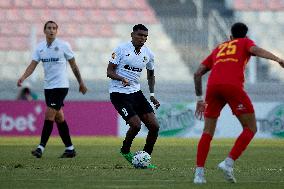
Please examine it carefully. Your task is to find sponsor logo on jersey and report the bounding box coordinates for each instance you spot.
[124,65,142,72]
[236,104,245,110]
[143,56,148,62]
[111,52,116,59]
[41,58,60,62]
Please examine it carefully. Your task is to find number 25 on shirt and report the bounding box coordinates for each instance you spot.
[216,40,238,58]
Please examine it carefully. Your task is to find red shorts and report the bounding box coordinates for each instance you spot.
[204,84,254,118]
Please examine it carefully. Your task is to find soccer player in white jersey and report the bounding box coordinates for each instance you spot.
[107,24,160,168]
[17,21,87,158]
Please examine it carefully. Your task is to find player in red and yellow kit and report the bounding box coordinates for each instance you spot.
[193,22,284,184]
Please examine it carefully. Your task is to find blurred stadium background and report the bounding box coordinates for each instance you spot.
[1,0,284,102]
[1,0,284,139]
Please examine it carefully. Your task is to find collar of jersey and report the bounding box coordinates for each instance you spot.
[46,38,57,48]
[129,41,144,55]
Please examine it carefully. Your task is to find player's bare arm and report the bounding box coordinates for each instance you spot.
[250,46,284,67]
[147,69,160,109]
[68,58,87,94]
[194,64,209,97]
[17,60,38,87]
[194,64,210,120]
[107,62,129,87]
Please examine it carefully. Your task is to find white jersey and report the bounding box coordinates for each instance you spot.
[32,38,74,89]
[109,42,154,94]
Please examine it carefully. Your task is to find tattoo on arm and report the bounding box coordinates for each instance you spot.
[147,70,155,93]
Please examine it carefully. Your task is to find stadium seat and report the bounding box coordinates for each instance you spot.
[0,10,6,22]
[0,38,8,50]
[47,0,64,8]
[19,23,33,36]
[31,0,47,8]
[114,0,132,9]
[53,9,69,23]
[99,24,114,37]
[143,9,158,23]
[62,24,81,36]
[233,0,249,11]
[81,24,97,36]
[85,9,107,23]
[132,0,148,9]
[22,9,39,22]
[79,0,97,8]
[37,9,50,22]
[0,37,28,50]
[250,0,267,11]
[63,0,80,8]
[6,9,22,22]
[109,10,125,23]
[97,0,114,9]
[0,23,14,36]
[268,0,284,10]
[14,0,30,7]
[0,0,193,85]
[0,0,13,8]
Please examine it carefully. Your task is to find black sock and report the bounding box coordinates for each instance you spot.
[39,120,54,147]
[121,126,140,154]
[57,120,73,147]
[143,127,159,155]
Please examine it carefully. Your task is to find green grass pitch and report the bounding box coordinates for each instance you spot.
[0,137,283,189]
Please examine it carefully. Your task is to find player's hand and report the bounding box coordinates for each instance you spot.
[122,78,130,87]
[79,82,87,94]
[195,100,206,120]
[17,77,24,87]
[150,96,160,109]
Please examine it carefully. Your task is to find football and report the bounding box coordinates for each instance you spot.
[132,151,151,168]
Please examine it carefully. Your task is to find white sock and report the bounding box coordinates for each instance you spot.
[37,145,45,152]
[195,167,205,175]
[225,157,234,167]
[66,145,74,151]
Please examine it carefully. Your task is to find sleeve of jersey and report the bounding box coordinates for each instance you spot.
[245,38,256,51]
[146,50,154,70]
[109,47,122,65]
[31,47,40,63]
[63,42,75,60]
[201,53,213,69]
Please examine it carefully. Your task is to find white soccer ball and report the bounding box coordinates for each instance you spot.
[132,151,151,168]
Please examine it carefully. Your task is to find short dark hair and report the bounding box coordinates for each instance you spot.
[44,20,58,31]
[133,24,148,32]
[231,22,248,38]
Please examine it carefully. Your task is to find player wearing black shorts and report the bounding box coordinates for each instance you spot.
[17,21,87,158]
[107,24,160,168]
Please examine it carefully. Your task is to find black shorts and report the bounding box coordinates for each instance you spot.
[44,88,68,110]
[110,90,154,121]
